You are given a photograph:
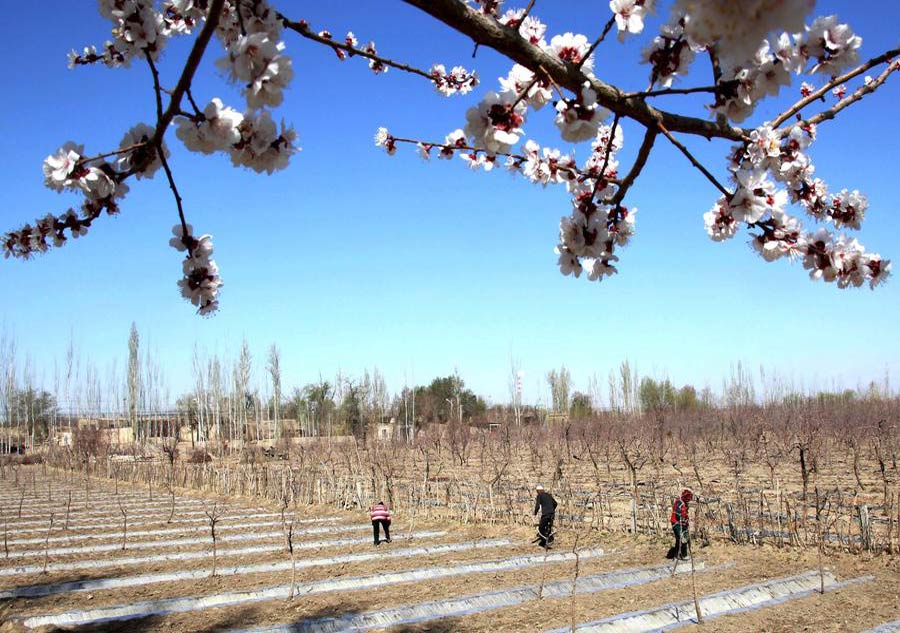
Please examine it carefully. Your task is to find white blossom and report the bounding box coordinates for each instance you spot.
[43,142,84,192]
[804,15,862,75]
[547,33,594,73]
[728,169,780,224]
[374,126,396,155]
[76,166,117,201]
[171,223,223,315]
[217,32,294,110]
[99,0,166,66]
[430,64,479,96]
[746,124,781,168]
[115,122,168,179]
[463,91,527,154]
[519,16,548,47]
[439,129,467,159]
[641,16,696,87]
[703,197,739,241]
[555,247,583,277]
[175,98,244,154]
[585,255,619,281]
[499,64,553,110]
[229,110,298,173]
[216,0,281,48]
[160,0,205,35]
[555,84,610,143]
[673,0,812,64]
[610,0,654,39]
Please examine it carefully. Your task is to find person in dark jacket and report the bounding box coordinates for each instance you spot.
[370,501,392,545]
[533,485,557,548]
[668,489,693,560]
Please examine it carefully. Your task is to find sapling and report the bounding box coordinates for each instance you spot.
[42,513,55,574]
[64,491,72,531]
[567,492,593,633]
[687,530,703,624]
[569,530,582,633]
[205,501,224,577]
[119,497,128,550]
[282,510,297,600]
[167,482,176,524]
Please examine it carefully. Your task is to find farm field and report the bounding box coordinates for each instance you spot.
[0,465,898,632]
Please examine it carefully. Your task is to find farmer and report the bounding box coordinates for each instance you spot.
[370,500,392,546]
[669,489,693,560]
[533,485,557,548]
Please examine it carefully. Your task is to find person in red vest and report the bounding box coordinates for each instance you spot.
[668,489,693,560]
[369,501,392,545]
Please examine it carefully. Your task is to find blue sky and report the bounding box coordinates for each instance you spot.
[2,1,898,405]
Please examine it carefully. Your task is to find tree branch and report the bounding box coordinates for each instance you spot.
[150,0,227,149]
[802,60,899,128]
[772,47,900,129]
[593,114,620,197]
[147,54,190,241]
[402,0,749,141]
[611,127,657,205]
[387,134,621,184]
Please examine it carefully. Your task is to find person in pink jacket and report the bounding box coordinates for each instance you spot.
[369,501,392,545]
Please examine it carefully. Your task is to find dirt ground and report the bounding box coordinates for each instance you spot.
[0,466,898,632]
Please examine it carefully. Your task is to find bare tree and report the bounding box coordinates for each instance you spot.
[508,356,524,427]
[267,345,282,440]
[235,339,252,445]
[546,366,572,414]
[127,322,141,442]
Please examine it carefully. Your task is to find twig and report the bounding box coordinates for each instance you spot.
[624,84,723,99]
[579,16,616,70]
[145,52,191,240]
[708,47,722,86]
[656,123,731,198]
[520,0,537,22]
[280,15,438,82]
[185,88,203,117]
[146,53,165,124]
[157,134,190,241]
